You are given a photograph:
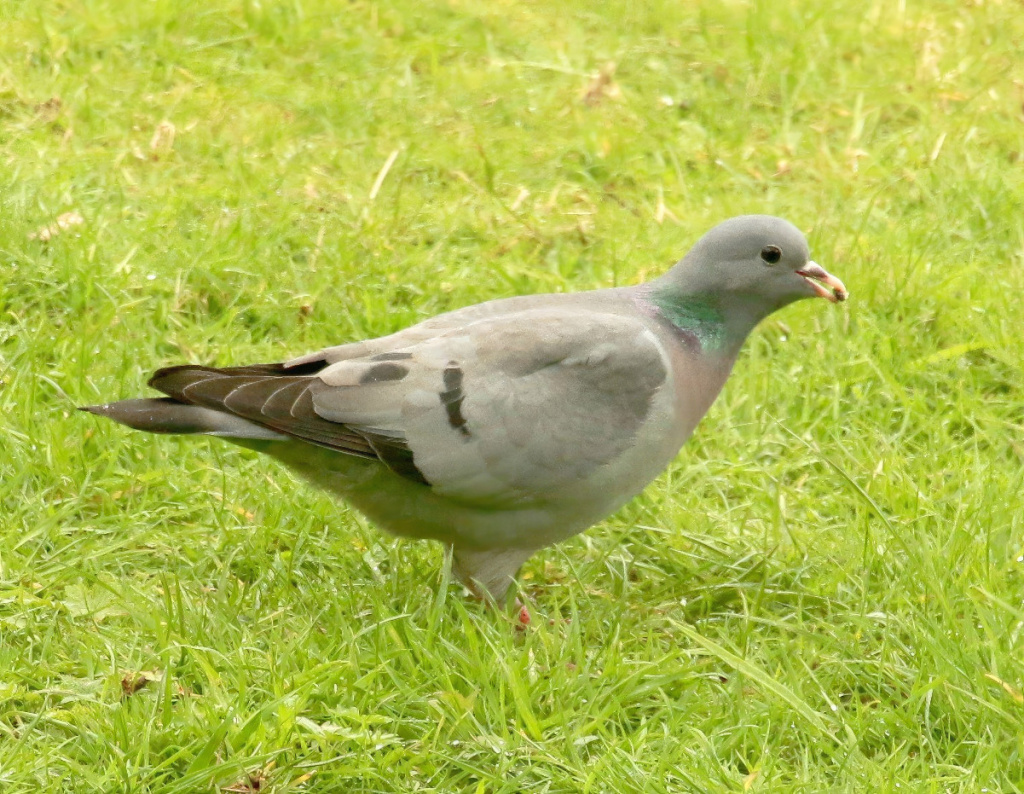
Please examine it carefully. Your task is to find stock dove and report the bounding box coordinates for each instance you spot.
[83,215,847,601]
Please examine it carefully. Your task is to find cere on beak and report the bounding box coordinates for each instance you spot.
[796,262,848,303]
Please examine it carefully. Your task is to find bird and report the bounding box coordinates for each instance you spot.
[82,215,847,603]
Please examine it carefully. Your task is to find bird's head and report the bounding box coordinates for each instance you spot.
[679,215,848,310]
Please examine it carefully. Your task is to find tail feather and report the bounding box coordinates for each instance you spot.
[140,364,378,457]
[80,398,286,440]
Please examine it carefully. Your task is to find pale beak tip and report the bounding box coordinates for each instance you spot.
[798,262,848,304]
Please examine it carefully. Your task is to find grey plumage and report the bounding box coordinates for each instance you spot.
[82,215,847,601]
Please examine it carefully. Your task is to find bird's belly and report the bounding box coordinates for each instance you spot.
[257,427,681,553]
[260,443,552,548]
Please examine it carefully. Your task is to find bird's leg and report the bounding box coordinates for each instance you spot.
[449,545,534,626]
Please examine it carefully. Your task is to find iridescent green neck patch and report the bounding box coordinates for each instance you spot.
[650,290,728,353]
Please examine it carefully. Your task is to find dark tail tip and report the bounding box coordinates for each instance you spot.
[78,397,198,433]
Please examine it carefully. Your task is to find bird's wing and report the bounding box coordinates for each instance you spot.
[317,308,672,506]
[152,308,671,508]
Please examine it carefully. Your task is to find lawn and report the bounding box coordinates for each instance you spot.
[2,0,1024,790]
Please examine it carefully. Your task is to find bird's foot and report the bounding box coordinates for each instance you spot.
[461,581,530,628]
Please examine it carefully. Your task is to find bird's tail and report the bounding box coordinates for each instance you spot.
[80,398,285,440]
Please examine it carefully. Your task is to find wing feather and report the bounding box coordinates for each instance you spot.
[311,309,671,505]
[148,309,669,501]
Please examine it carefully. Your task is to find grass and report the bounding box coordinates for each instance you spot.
[2,0,1023,790]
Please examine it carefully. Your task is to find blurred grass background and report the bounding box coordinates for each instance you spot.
[1,0,1023,790]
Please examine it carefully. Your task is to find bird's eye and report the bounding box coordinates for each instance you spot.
[760,245,782,265]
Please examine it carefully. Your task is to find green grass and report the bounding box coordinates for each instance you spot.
[2,0,1024,790]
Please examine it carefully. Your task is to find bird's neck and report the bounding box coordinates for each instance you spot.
[641,283,767,361]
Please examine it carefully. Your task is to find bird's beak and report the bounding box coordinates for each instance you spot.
[796,262,848,303]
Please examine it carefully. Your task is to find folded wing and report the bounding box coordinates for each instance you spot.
[147,309,670,508]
